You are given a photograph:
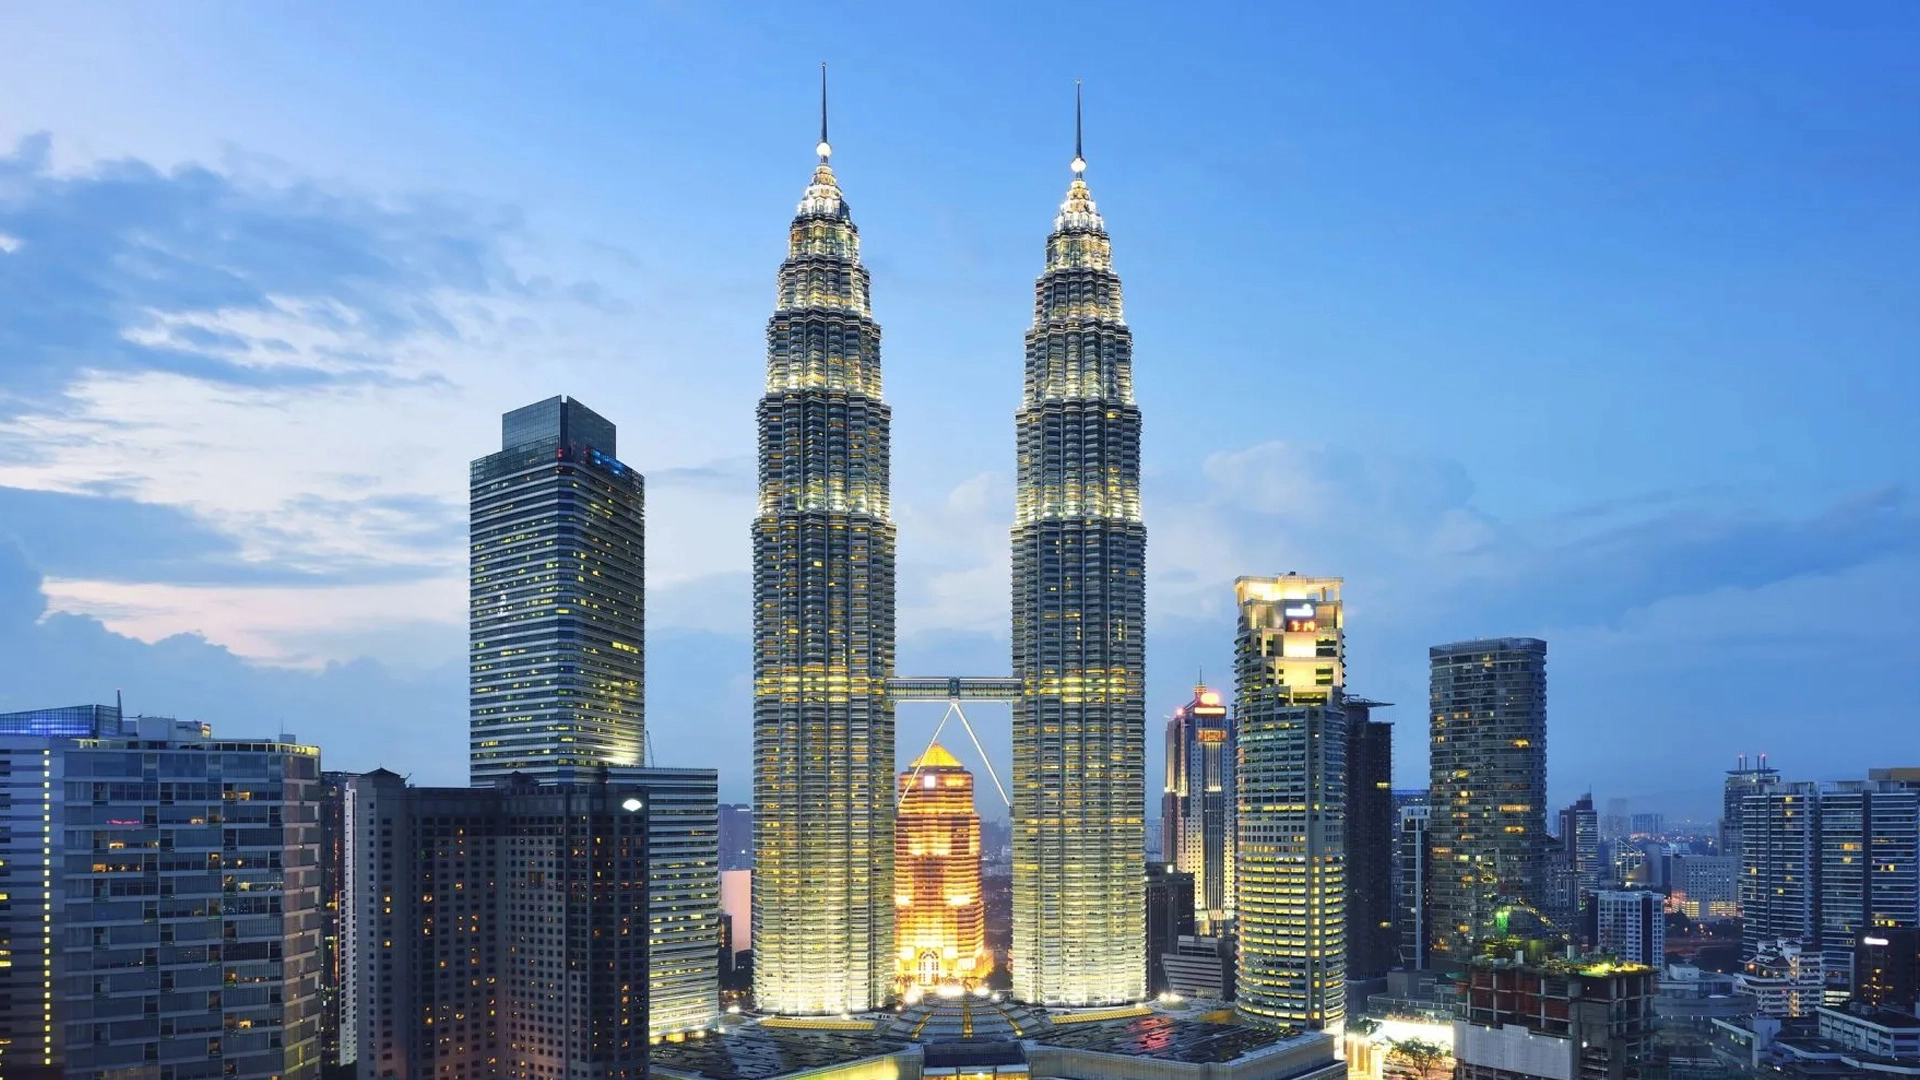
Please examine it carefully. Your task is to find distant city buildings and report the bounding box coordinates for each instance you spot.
[1427,638,1548,961]
[1602,797,1631,842]
[1671,854,1739,920]
[1235,574,1346,1030]
[1594,890,1666,967]
[718,802,754,870]
[1737,939,1825,1018]
[0,704,323,1080]
[894,745,988,992]
[469,395,646,783]
[1734,771,1920,1000]
[1721,753,1780,863]
[1162,685,1235,933]
[344,770,649,1079]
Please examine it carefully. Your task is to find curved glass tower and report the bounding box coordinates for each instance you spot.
[1010,115,1147,1006]
[751,120,898,1015]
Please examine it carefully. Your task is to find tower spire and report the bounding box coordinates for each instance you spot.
[817,62,832,162]
[1072,80,1086,176]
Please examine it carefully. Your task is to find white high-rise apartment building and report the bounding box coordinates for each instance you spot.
[1596,890,1666,966]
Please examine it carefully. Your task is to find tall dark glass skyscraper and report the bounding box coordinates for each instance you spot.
[1345,699,1395,982]
[751,117,898,1015]
[1427,637,1548,961]
[1011,114,1147,1007]
[469,396,645,782]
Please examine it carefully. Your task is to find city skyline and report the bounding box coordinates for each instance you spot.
[3,6,1919,823]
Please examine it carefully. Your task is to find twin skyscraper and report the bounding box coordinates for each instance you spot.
[752,82,1149,1014]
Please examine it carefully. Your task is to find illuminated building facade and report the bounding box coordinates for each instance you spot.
[894,744,988,992]
[1010,113,1147,1007]
[469,395,645,783]
[1427,638,1548,962]
[0,706,323,1080]
[1738,781,1815,962]
[345,770,649,1079]
[1235,575,1347,1030]
[1815,780,1920,996]
[1163,686,1236,933]
[752,107,898,1014]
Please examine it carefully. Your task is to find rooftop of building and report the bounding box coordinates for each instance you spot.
[1468,952,1655,979]
[1029,1009,1307,1063]
[650,1024,909,1080]
[1428,636,1547,656]
[1821,1005,1920,1031]
[652,1002,1322,1080]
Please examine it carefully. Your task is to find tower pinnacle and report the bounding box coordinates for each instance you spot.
[817,62,832,162]
[1071,80,1086,176]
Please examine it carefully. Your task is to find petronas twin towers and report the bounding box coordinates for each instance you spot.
[752,81,1146,1014]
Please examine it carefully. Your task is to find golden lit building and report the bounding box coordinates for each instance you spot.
[896,744,989,991]
[1235,574,1347,1031]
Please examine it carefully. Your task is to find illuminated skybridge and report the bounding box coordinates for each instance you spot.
[887,676,1022,702]
[887,677,1019,809]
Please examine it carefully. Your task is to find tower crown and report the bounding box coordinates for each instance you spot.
[910,743,964,770]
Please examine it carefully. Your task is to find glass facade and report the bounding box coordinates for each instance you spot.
[1162,686,1235,934]
[751,142,898,1015]
[1344,700,1394,982]
[469,394,646,782]
[1234,575,1347,1030]
[1010,151,1147,1007]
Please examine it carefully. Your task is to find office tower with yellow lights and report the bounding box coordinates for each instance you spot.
[1163,686,1236,933]
[1235,575,1347,1030]
[469,394,645,782]
[895,745,989,993]
[1010,102,1148,1007]
[751,95,898,1014]
[1427,637,1548,961]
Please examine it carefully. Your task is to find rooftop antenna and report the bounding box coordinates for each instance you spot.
[816,62,831,162]
[1071,80,1086,176]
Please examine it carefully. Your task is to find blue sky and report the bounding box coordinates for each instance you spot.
[0,2,1915,819]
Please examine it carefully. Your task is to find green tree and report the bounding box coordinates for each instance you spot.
[1386,1037,1452,1080]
